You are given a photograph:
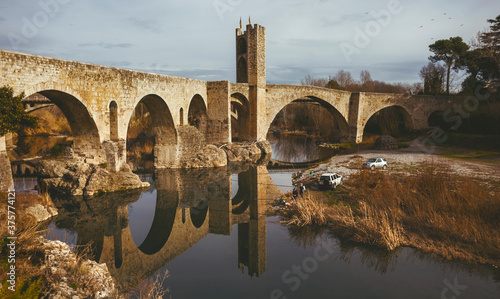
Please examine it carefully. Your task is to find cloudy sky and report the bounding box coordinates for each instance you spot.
[0,0,498,85]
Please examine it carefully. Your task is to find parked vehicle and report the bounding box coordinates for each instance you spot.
[362,158,388,170]
[318,173,342,189]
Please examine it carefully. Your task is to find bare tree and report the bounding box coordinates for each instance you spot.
[332,70,355,89]
[300,75,328,87]
[360,70,372,85]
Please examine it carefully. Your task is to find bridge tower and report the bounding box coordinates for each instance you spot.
[236,23,267,140]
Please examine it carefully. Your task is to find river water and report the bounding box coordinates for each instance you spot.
[13,135,500,298]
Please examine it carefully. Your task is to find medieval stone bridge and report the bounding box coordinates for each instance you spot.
[0,23,459,179]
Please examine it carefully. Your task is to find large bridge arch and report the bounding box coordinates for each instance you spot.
[361,105,414,140]
[126,94,178,169]
[264,85,352,142]
[22,88,102,157]
[265,95,350,142]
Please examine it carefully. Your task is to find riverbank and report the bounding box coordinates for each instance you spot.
[0,193,123,298]
[278,146,500,268]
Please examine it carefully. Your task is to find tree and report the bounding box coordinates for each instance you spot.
[325,79,342,90]
[300,75,328,87]
[429,37,469,94]
[0,86,38,136]
[331,70,355,89]
[360,70,372,85]
[477,15,500,80]
[419,62,446,95]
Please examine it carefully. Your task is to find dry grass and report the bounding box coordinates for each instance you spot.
[280,195,329,227]
[279,164,500,266]
[126,271,170,299]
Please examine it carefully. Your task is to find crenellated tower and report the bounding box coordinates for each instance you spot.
[236,22,267,140]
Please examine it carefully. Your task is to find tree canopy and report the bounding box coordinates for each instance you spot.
[428,36,469,94]
[0,86,38,136]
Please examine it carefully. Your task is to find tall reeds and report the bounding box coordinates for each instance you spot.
[279,164,500,266]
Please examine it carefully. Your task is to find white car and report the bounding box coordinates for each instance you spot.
[362,158,388,170]
[318,173,342,189]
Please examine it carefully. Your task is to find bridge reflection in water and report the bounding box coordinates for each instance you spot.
[51,165,284,291]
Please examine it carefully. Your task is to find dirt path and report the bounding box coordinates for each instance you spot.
[298,144,500,186]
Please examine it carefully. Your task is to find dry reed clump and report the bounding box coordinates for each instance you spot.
[280,196,329,227]
[280,163,500,266]
[126,271,170,299]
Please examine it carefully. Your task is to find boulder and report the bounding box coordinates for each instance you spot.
[223,141,272,164]
[180,145,227,169]
[374,135,398,150]
[36,159,149,197]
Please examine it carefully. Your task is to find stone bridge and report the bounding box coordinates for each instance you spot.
[0,23,460,190]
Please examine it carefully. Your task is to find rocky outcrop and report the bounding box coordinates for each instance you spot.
[40,238,119,298]
[36,159,149,197]
[374,135,398,150]
[223,141,272,164]
[179,144,228,168]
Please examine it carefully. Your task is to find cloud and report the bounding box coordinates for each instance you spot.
[127,17,162,33]
[79,43,134,49]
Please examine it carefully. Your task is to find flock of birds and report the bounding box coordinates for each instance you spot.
[363,11,465,41]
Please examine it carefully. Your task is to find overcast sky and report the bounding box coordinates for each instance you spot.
[0,0,498,85]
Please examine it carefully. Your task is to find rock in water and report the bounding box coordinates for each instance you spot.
[223,141,272,163]
[36,159,149,196]
[374,135,398,150]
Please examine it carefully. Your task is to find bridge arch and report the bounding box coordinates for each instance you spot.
[361,105,413,140]
[266,95,350,142]
[231,93,250,141]
[188,94,208,136]
[127,94,178,168]
[22,89,101,155]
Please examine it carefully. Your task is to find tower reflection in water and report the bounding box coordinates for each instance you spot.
[50,164,283,291]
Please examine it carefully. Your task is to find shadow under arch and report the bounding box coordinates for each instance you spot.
[128,94,177,168]
[231,93,250,142]
[266,95,350,142]
[427,110,452,130]
[29,90,101,149]
[362,105,414,139]
[188,94,208,136]
[137,189,179,255]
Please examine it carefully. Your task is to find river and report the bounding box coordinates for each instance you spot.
[13,135,500,298]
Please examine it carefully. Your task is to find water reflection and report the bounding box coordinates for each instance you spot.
[268,134,336,163]
[49,165,282,291]
[45,165,500,298]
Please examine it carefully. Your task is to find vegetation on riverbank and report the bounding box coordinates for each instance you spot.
[279,164,500,267]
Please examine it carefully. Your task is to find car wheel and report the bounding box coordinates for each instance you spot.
[371,165,375,171]
[332,183,336,190]
[383,165,387,170]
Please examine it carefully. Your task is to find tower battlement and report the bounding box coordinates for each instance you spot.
[236,24,266,86]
